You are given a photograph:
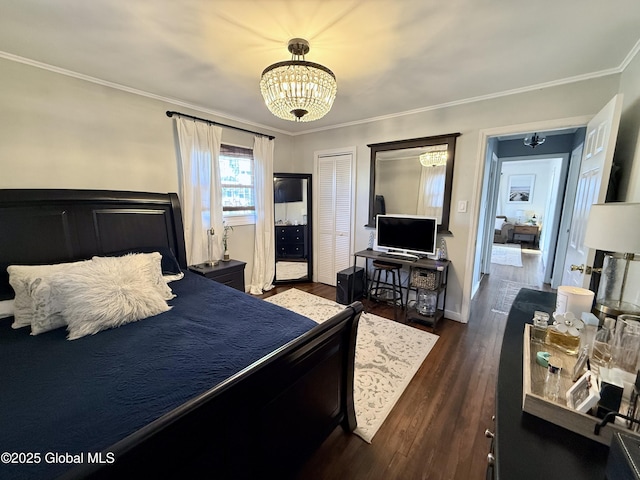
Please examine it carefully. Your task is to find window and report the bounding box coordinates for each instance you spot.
[196,144,255,228]
[220,144,255,225]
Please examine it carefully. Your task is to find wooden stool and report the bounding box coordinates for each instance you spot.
[368,260,404,316]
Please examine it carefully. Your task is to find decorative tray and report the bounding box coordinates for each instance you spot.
[522,324,638,445]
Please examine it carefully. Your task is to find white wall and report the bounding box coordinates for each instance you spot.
[497,158,563,225]
[2,53,639,321]
[0,57,294,288]
[293,76,623,321]
[616,50,640,202]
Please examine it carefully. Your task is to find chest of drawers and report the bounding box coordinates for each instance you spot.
[275,225,308,259]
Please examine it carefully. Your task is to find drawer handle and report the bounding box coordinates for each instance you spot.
[484,429,494,438]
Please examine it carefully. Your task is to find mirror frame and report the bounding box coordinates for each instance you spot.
[367,133,460,233]
[273,172,312,284]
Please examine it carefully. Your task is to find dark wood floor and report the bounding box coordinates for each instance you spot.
[264,245,553,480]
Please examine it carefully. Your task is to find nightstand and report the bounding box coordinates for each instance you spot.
[189,260,246,292]
[513,224,539,246]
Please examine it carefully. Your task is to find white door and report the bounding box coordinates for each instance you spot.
[561,94,623,287]
[316,152,354,286]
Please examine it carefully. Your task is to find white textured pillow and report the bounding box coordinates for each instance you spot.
[92,252,175,301]
[50,257,172,340]
[0,299,14,319]
[7,260,90,330]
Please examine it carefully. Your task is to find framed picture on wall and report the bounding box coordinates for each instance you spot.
[507,174,534,203]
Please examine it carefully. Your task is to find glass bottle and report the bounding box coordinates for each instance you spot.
[545,312,583,355]
[532,311,549,344]
[544,364,562,402]
[618,322,640,373]
[591,317,615,376]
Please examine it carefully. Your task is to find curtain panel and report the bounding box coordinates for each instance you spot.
[175,118,224,266]
[248,136,275,294]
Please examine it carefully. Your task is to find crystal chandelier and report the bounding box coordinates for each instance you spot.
[260,38,337,122]
[419,146,448,167]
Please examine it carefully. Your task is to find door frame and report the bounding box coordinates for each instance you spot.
[461,115,592,323]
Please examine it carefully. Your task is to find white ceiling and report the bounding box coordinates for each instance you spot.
[2,0,640,135]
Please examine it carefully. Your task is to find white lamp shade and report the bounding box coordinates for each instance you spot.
[584,203,640,253]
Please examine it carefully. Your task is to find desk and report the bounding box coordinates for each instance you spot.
[494,288,608,479]
[352,250,450,327]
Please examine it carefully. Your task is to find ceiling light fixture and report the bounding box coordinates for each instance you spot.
[260,38,337,122]
[524,133,546,148]
[419,146,448,167]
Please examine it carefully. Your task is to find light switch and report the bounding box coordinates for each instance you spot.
[458,200,468,213]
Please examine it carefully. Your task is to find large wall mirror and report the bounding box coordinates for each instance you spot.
[274,173,312,283]
[367,133,460,233]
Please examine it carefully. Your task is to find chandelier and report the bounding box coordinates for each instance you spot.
[419,145,448,167]
[260,38,337,122]
[524,132,546,148]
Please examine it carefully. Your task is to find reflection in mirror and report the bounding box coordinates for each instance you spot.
[368,133,460,232]
[274,173,312,283]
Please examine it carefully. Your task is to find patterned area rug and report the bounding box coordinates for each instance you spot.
[491,243,523,267]
[265,288,438,443]
[491,280,537,315]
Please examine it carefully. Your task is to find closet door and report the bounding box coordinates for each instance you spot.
[316,152,353,286]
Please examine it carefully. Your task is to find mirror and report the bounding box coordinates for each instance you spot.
[274,173,312,283]
[367,133,460,233]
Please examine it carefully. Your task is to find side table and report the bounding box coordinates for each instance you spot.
[513,224,539,246]
[189,260,246,292]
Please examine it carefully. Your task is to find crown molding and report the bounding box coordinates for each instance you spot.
[2,46,636,138]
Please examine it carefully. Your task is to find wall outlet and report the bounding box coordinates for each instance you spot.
[457,200,468,213]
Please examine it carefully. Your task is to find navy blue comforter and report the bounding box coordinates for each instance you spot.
[0,272,316,480]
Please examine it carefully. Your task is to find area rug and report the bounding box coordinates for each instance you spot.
[491,243,523,267]
[265,288,438,443]
[491,280,537,315]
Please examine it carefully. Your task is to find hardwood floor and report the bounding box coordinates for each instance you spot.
[264,245,553,480]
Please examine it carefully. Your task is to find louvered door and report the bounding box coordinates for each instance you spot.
[316,153,353,286]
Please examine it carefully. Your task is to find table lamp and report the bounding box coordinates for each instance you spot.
[584,203,640,318]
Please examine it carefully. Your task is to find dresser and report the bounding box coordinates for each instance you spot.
[275,225,308,259]
[493,288,609,479]
[188,260,246,292]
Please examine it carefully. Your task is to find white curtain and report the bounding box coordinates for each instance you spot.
[175,118,224,266]
[248,136,275,294]
[417,164,445,221]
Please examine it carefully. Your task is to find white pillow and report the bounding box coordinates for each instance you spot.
[0,299,14,319]
[49,257,172,340]
[92,252,175,301]
[494,218,505,231]
[7,260,90,330]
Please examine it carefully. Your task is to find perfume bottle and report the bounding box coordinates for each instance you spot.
[531,311,549,344]
[545,312,583,355]
[544,364,562,402]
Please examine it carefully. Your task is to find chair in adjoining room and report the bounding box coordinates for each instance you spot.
[368,260,404,316]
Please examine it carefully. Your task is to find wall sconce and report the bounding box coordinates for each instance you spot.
[583,203,640,318]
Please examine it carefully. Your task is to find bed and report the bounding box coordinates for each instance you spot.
[494,215,514,243]
[0,189,363,480]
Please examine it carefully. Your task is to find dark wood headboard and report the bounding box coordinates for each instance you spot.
[0,189,187,301]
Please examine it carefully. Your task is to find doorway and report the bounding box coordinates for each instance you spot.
[465,116,592,314]
[467,95,623,316]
